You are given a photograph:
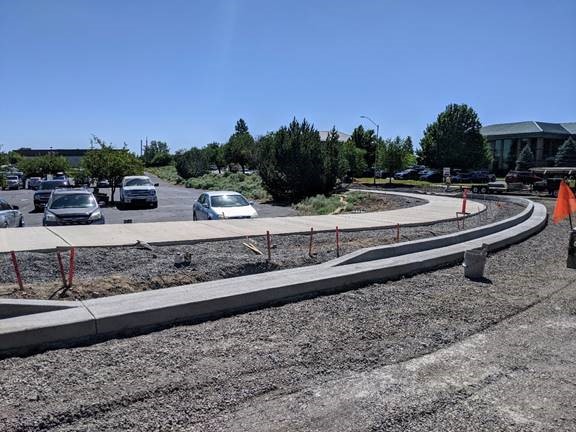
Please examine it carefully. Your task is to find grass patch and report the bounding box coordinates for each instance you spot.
[146,165,183,184]
[185,172,269,201]
[293,194,346,215]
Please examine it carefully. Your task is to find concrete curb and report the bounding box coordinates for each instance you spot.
[0,196,546,358]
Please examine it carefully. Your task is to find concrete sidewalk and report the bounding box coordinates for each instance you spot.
[0,191,483,253]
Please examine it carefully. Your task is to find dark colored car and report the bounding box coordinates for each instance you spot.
[43,189,105,226]
[418,169,443,182]
[505,171,543,185]
[27,177,42,190]
[33,180,69,211]
[394,169,420,180]
[451,172,473,183]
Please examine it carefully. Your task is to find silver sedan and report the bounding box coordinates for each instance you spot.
[0,198,24,228]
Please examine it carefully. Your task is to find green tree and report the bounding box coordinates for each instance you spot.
[142,140,172,167]
[555,136,576,167]
[515,144,535,170]
[81,137,143,202]
[321,127,343,188]
[204,142,226,173]
[376,137,408,183]
[350,125,377,169]
[258,118,337,201]
[224,119,256,173]
[419,104,492,169]
[18,154,70,177]
[174,147,209,179]
[339,140,367,178]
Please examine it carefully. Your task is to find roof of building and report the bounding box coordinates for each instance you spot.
[14,148,91,156]
[481,121,576,138]
[318,131,351,142]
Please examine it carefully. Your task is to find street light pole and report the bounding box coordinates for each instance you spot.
[360,115,380,185]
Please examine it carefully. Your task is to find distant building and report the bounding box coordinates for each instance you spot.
[480,121,576,173]
[318,131,351,142]
[14,148,91,167]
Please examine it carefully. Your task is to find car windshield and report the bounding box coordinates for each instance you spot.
[7,176,18,180]
[50,194,96,209]
[210,195,249,208]
[40,181,66,190]
[125,178,152,187]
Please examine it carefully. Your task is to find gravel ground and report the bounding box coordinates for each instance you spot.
[0,199,519,300]
[1,200,574,431]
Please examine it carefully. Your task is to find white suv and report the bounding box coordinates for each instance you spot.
[119,176,159,208]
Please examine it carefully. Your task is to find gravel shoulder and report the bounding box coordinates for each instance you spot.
[1,198,514,300]
[1,200,573,431]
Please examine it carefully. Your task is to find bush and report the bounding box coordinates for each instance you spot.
[185,173,268,200]
[146,165,183,184]
[174,148,209,179]
[258,118,339,202]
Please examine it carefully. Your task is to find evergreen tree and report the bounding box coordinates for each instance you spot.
[258,118,336,201]
[419,104,492,169]
[224,119,255,173]
[515,144,534,171]
[142,140,172,167]
[555,136,576,167]
[205,142,226,173]
[350,125,377,169]
[321,127,343,189]
[174,148,209,179]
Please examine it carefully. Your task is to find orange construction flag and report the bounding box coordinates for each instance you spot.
[552,180,576,224]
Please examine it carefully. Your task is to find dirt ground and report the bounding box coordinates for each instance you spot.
[0,199,521,301]
[0,199,573,431]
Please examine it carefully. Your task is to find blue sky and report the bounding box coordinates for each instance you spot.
[1,0,575,154]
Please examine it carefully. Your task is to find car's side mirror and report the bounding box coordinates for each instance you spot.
[249,201,255,205]
[202,202,209,208]
[154,183,159,187]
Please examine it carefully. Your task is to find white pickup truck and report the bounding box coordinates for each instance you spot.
[119,176,159,208]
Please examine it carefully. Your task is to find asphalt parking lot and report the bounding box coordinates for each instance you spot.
[0,175,297,227]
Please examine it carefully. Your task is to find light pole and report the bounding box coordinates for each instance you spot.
[360,115,380,185]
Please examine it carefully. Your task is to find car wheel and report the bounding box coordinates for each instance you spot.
[193,212,197,221]
[18,217,24,227]
[553,190,559,198]
[471,186,479,194]
[480,186,488,194]
[151,202,158,209]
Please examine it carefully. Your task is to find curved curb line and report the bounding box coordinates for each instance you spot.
[0,198,546,358]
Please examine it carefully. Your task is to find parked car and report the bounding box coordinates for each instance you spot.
[96,179,110,188]
[418,169,443,182]
[119,176,159,208]
[33,179,69,211]
[43,189,105,226]
[0,198,24,228]
[505,171,543,185]
[451,172,473,183]
[394,169,420,180]
[27,177,42,190]
[193,191,258,220]
[5,175,22,190]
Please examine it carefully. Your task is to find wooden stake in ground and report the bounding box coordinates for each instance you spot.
[395,224,400,243]
[336,226,340,258]
[10,251,24,290]
[67,247,76,289]
[266,231,272,262]
[56,252,67,287]
[308,227,314,257]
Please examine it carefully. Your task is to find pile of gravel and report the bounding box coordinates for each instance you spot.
[0,200,572,431]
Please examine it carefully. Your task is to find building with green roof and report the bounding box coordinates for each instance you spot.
[480,121,576,174]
